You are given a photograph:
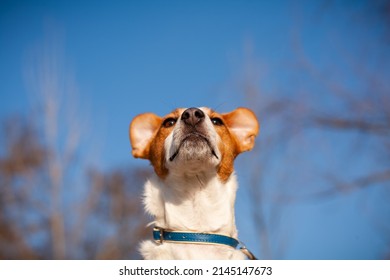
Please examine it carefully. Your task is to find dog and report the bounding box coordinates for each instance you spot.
[129,107,259,259]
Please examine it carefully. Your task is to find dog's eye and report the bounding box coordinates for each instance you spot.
[211,117,223,126]
[163,118,177,128]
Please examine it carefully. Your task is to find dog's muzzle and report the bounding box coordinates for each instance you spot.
[168,107,219,162]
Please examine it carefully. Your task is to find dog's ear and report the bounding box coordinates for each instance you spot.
[222,107,259,153]
[129,113,162,159]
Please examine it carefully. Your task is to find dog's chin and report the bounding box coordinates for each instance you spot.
[168,137,220,170]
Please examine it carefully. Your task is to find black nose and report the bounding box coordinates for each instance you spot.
[181,107,205,126]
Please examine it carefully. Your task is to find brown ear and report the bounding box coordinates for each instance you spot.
[222,107,259,153]
[129,113,161,159]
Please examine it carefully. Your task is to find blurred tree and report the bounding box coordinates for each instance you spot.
[229,1,390,259]
[0,116,150,260]
[289,0,390,198]
[0,118,46,259]
[0,118,148,259]
[0,30,150,259]
[293,1,390,258]
[84,167,151,259]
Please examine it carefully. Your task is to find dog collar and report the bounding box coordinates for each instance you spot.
[153,227,239,247]
[152,227,257,260]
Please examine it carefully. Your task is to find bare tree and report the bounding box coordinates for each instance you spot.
[291,1,390,194]
[0,118,47,259]
[225,40,300,259]
[86,167,151,259]
[226,2,390,259]
[0,31,149,259]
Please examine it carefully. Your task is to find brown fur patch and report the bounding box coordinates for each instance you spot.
[129,113,162,159]
[209,111,239,182]
[148,109,184,178]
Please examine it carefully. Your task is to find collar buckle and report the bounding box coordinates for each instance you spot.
[153,227,164,244]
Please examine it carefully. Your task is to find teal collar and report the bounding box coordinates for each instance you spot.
[152,227,257,260]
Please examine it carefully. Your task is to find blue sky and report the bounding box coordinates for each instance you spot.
[1,0,389,259]
[1,0,297,167]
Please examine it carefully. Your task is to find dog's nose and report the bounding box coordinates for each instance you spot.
[181,107,205,126]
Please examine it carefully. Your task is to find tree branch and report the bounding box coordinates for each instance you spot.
[315,117,390,135]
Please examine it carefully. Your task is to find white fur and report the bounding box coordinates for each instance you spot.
[141,173,246,260]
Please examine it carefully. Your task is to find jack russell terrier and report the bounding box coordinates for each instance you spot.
[129,107,259,259]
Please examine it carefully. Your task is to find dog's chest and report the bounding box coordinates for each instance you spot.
[145,174,238,236]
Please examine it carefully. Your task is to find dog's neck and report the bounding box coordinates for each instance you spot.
[144,171,239,238]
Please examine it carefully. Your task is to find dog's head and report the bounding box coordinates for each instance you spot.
[129,107,259,182]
